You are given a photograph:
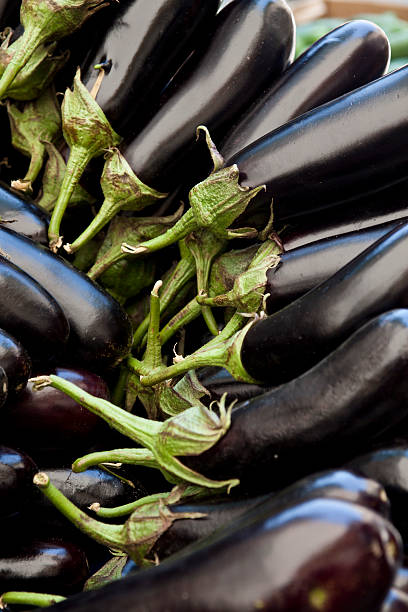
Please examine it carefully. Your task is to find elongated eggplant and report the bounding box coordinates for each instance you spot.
[221,19,390,159]
[266,217,406,313]
[154,469,390,558]
[186,310,408,491]
[380,589,408,612]
[0,446,37,518]
[347,447,408,551]
[279,178,408,250]
[0,226,132,369]
[122,0,295,193]
[1,368,111,463]
[228,64,408,222]
[0,536,89,596]
[0,329,29,396]
[0,254,69,362]
[0,182,49,244]
[41,498,402,612]
[82,0,219,136]
[241,221,408,384]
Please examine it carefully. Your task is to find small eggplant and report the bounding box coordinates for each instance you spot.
[0,328,30,396]
[221,19,390,159]
[0,254,69,363]
[1,367,110,463]
[40,498,402,612]
[227,64,408,222]
[0,181,49,244]
[185,310,408,491]
[122,0,295,193]
[0,536,89,596]
[0,446,37,518]
[154,469,390,558]
[0,226,132,369]
[82,0,219,136]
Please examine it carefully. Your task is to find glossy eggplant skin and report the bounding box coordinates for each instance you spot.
[83,0,219,136]
[241,221,408,384]
[42,498,401,612]
[0,329,30,396]
[122,0,295,193]
[198,367,269,403]
[0,226,132,369]
[266,218,406,313]
[188,310,408,492]
[0,254,69,362]
[221,19,390,160]
[280,178,408,250]
[379,589,408,612]
[347,447,408,551]
[0,182,49,244]
[155,469,390,558]
[0,446,37,518]
[1,368,110,463]
[0,536,89,596]
[229,64,408,222]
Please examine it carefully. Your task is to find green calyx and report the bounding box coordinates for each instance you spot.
[64,148,167,254]
[198,239,282,314]
[33,472,205,565]
[48,68,121,250]
[7,86,62,193]
[29,374,239,491]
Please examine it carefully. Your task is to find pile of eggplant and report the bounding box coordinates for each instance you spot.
[1,0,408,610]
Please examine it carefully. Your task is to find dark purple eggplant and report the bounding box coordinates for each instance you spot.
[1,367,110,463]
[82,0,219,136]
[380,589,408,612]
[154,469,390,558]
[0,536,89,596]
[228,64,408,223]
[0,329,29,396]
[279,178,408,250]
[0,254,69,362]
[266,217,407,313]
[0,181,49,244]
[41,498,402,612]
[0,446,37,518]
[241,221,408,384]
[0,226,132,369]
[122,0,295,193]
[221,19,390,160]
[186,310,408,492]
[198,367,269,403]
[347,447,408,552]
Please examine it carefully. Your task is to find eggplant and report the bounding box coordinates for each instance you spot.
[82,0,220,137]
[1,367,111,463]
[186,309,408,492]
[0,181,49,244]
[154,469,390,558]
[0,226,132,369]
[122,0,295,193]
[228,64,408,223]
[41,498,402,612]
[0,254,69,362]
[221,19,390,160]
[266,217,407,313]
[380,589,408,612]
[199,367,270,403]
[241,221,408,384]
[0,328,29,396]
[347,447,408,551]
[0,536,89,596]
[0,446,37,518]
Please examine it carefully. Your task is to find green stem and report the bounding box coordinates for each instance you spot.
[0,592,66,608]
[121,208,197,256]
[67,198,122,253]
[144,281,163,370]
[72,448,158,473]
[88,249,125,280]
[159,298,202,347]
[48,145,92,250]
[0,27,44,99]
[141,313,255,386]
[198,291,234,308]
[95,492,171,519]
[23,147,46,186]
[111,365,129,408]
[33,472,124,550]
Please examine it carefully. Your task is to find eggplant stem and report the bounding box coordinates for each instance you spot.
[72,448,158,474]
[0,592,66,608]
[144,280,163,370]
[159,298,202,347]
[0,27,43,99]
